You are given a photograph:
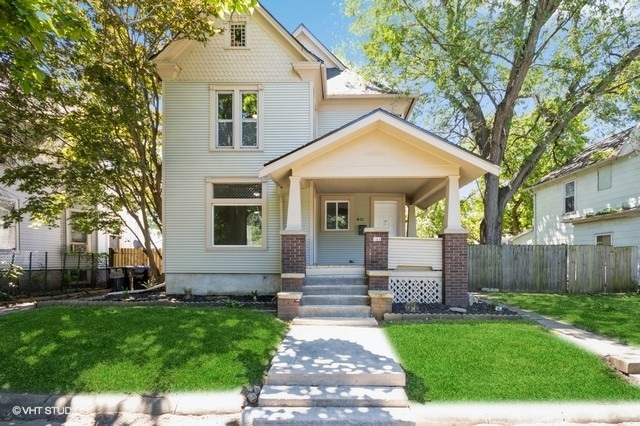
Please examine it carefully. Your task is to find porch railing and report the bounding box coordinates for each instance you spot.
[388,237,443,303]
[388,237,442,270]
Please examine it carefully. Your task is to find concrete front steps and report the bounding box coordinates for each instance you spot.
[298,274,372,319]
[242,325,415,425]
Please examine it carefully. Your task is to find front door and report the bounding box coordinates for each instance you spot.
[373,200,399,237]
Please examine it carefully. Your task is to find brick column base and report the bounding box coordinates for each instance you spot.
[441,231,469,307]
[369,290,393,321]
[277,292,301,321]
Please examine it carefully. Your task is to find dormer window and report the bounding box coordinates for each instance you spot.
[230,23,246,47]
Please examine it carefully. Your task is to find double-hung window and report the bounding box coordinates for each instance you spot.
[563,181,575,214]
[211,85,263,150]
[207,179,265,248]
[322,197,352,231]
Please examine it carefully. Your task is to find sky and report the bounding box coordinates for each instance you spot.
[258,0,355,57]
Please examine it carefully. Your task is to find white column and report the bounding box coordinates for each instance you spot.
[285,176,302,231]
[407,204,417,237]
[443,175,464,232]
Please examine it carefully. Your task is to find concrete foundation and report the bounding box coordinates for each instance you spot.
[165,273,280,295]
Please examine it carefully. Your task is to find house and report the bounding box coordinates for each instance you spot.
[531,124,640,259]
[153,3,498,317]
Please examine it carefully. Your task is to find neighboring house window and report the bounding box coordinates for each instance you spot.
[564,181,575,214]
[0,198,16,250]
[230,23,246,47]
[211,85,263,150]
[324,200,350,231]
[596,234,612,246]
[597,164,612,190]
[207,180,265,248]
[67,211,90,252]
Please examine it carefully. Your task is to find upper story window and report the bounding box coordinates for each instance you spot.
[564,181,575,214]
[211,85,263,150]
[206,179,266,248]
[230,23,246,47]
[597,164,612,190]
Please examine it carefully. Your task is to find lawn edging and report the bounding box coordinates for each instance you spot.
[383,312,522,322]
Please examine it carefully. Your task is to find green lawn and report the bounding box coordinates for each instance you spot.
[485,293,640,346]
[385,321,640,402]
[0,306,287,393]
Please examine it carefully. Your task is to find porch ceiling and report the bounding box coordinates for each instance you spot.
[311,177,444,202]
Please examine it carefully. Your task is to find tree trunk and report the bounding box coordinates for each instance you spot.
[481,173,503,245]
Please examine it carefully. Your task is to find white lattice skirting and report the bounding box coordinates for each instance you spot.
[389,272,442,304]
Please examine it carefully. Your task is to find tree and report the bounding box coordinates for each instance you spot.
[346,0,640,244]
[0,0,257,278]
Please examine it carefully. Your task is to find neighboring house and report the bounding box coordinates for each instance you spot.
[531,124,640,253]
[1,165,112,261]
[153,3,498,316]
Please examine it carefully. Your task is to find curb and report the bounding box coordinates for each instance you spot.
[409,401,640,425]
[0,391,244,420]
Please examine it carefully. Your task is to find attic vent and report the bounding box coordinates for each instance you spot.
[230,23,246,47]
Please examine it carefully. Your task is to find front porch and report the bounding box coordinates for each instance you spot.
[278,227,469,321]
[258,109,499,320]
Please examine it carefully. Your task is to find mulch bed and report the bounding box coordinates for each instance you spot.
[101,289,278,310]
[392,301,519,316]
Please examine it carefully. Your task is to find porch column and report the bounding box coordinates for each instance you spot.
[444,175,464,232]
[364,228,393,320]
[279,176,305,320]
[364,228,389,290]
[440,231,469,307]
[285,176,302,231]
[407,204,417,237]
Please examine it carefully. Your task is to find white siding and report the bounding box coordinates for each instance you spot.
[176,13,304,83]
[317,105,377,138]
[533,154,640,247]
[533,181,575,245]
[573,217,640,247]
[163,81,312,274]
[315,193,370,265]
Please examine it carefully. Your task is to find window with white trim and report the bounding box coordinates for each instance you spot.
[211,85,262,150]
[324,200,350,231]
[596,234,612,246]
[66,210,91,252]
[207,180,265,247]
[0,198,16,250]
[564,181,575,214]
[597,164,612,190]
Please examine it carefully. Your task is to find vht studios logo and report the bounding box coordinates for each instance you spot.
[12,406,87,416]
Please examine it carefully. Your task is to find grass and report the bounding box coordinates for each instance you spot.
[0,306,287,394]
[385,321,640,402]
[485,293,640,346]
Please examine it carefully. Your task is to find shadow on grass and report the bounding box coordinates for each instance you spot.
[0,306,287,394]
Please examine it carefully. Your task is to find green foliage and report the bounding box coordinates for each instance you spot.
[386,321,640,401]
[224,298,245,308]
[0,306,286,392]
[0,0,257,277]
[347,0,640,243]
[486,293,640,346]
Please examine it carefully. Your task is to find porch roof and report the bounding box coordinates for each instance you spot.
[259,109,499,208]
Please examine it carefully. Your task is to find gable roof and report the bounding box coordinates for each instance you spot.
[536,124,639,186]
[260,109,499,207]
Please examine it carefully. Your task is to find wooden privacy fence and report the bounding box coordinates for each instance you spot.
[468,245,638,293]
[110,248,163,271]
